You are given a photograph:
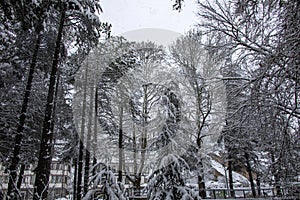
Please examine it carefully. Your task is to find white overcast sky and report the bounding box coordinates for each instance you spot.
[100,0,199,36]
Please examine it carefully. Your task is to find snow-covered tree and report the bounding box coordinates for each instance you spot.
[83,163,128,200]
[170,30,227,198]
[91,41,182,192]
[72,36,133,199]
[197,0,299,195]
[0,0,111,199]
[147,154,199,200]
[32,1,110,199]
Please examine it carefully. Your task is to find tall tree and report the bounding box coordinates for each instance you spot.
[83,81,96,195]
[72,37,129,198]
[170,31,226,198]
[197,0,299,192]
[33,3,66,199]
[3,1,52,198]
[33,0,109,199]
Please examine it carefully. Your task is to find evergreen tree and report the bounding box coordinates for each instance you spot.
[147,154,198,200]
[83,163,128,200]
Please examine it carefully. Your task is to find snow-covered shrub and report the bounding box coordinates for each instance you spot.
[147,154,200,200]
[83,162,128,200]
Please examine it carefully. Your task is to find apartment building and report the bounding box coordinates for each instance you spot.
[0,159,71,199]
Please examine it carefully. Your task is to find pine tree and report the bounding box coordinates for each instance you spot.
[2,1,50,198]
[83,163,128,200]
[147,154,198,200]
[33,3,66,199]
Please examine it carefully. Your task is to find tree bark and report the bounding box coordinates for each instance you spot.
[6,30,42,200]
[118,104,124,183]
[245,153,256,198]
[198,171,206,198]
[228,153,235,197]
[16,164,25,192]
[274,173,281,196]
[92,87,98,177]
[84,84,95,195]
[83,149,90,195]
[33,4,65,199]
[73,157,78,200]
[271,153,282,196]
[130,85,150,195]
[194,78,209,199]
[257,175,261,197]
[77,55,89,200]
[138,85,148,181]
[92,157,97,177]
[77,141,84,200]
[50,71,60,140]
[133,125,137,177]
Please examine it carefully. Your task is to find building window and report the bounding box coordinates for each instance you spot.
[51,175,63,183]
[25,176,31,184]
[56,163,61,170]
[52,163,61,170]
[51,175,56,183]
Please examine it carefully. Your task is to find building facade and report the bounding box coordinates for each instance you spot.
[0,159,71,199]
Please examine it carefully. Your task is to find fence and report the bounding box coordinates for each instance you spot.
[125,185,300,199]
[200,186,299,199]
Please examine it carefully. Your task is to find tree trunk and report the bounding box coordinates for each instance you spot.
[6,30,42,200]
[198,173,206,198]
[198,158,206,198]
[77,55,89,200]
[274,173,282,196]
[118,104,123,183]
[195,83,209,199]
[133,125,137,175]
[133,176,142,196]
[196,129,206,198]
[257,175,261,197]
[73,157,78,200]
[83,149,90,195]
[245,153,256,198]
[136,85,148,190]
[271,153,282,196]
[50,71,60,140]
[228,153,235,197]
[33,4,65,200]
[92,157,97,177]
[77,141,84,200]
[92,87,98,177]
[84,84,95,195]
[16,164,25,192]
